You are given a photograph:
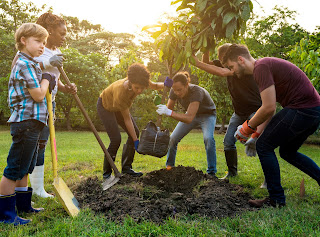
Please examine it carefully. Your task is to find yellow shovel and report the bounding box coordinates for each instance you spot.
[46,90,80,217]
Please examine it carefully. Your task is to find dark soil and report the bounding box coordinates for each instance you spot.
[74,166,255,223]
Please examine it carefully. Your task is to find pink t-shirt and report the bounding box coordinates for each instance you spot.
[254,57,320,109]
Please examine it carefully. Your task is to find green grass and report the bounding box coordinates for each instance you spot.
[1,125,320,236]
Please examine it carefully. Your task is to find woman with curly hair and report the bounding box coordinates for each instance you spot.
[98,63,173,181]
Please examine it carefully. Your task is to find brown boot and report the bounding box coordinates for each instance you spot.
[220,150,238,180]
[248,197,285,208]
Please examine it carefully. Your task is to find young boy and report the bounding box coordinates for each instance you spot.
[0,23,56,225]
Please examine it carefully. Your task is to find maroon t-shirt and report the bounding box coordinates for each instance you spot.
[253,57,320,109]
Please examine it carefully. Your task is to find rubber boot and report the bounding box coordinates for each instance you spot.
[0,194,31,225]
[103,155,116,180]
[220,149,238,180]
[16,187,44,213]
[29,165,54,198]
[121,144,143,177]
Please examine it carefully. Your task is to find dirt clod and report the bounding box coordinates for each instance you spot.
[74,166,255,223]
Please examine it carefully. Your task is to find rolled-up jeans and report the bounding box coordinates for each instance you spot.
[166,114,217,174]
[256,106,320,204]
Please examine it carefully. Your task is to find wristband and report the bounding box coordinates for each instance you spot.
[244,120,256,133]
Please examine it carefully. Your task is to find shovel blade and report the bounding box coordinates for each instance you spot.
[53,177,80,217]
[102,175,120,190]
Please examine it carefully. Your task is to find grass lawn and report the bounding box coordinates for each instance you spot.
[0,125,320,236]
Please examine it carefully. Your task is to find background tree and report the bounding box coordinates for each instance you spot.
[289,30,320,93]
[143,0,253,72]
[244,6,307,59]
[0,0,48,77]
[0,0,48,121]
[55,48,108,130]
[142,0,253,129]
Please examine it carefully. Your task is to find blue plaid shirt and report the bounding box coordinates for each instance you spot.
[8,52,48,125]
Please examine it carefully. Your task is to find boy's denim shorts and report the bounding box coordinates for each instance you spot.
[3,119,44,181]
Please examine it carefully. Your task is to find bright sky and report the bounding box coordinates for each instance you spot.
[22,0,319,34]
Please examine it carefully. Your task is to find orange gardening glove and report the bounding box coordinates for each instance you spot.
[234,120,256,144]
[245,132,261,157]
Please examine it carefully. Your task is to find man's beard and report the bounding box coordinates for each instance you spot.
[236,63,246,78]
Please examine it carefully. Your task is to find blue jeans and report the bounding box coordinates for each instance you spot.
[166,114,217,173]
[3,120,44,181]
[256,106,320,204]
[36,101,55,166]
[224,112,255,151]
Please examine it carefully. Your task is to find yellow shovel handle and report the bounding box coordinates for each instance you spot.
[46,90,58,179]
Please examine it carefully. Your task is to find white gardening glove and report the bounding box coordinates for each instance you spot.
[43,54,64,69]
[156,104,172,116]
[244,132,260,157]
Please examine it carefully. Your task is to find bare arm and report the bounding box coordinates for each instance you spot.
[149,80,164,90]
[167,98,175,110]
[192,55,233,77]
[248,85,277,129]
[58,79,77,94]
[28,80,50,102]
[170,101,200,124]
[120,108,138,141]
[202,51,211,64]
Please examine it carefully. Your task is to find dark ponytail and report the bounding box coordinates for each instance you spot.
[172,71,190,86]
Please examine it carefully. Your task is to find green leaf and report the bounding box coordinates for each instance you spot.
[185,40,192,57]
[177,3,194,11]
[195,35,203,50]
[189,56,196,65]
[141,24,161,31]
[216,5,225,16]
[161,23,168,32]
[174,50,185,70]
[202,36,207,48]
[196,0,208,13]
[211,21,216,31]
[223,12,236,27]
[159,50,164,62]
[241,3,251,21]
[171,0,183,5]
[151,30,163,39]
[226,19,237,38]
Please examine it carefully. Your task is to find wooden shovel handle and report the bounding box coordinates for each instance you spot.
[58,67,121,177]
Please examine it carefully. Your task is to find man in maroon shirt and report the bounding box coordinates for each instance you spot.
[222,44,320,208]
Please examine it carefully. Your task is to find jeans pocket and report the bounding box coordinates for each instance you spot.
[290,110,320,135]
[10,123,24,143]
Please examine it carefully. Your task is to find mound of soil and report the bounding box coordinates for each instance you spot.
[74,166,255,223]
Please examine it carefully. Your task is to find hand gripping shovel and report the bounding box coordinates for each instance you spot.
[46,90,80,217]
[58,67,121,190]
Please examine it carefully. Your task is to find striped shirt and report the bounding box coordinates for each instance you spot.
[8,52,48,125]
